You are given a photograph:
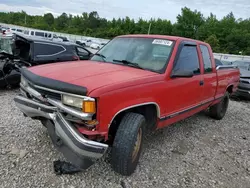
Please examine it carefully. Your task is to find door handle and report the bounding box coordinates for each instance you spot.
[200,80,204,86]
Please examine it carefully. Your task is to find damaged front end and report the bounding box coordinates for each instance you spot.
[0,52,21,88]
[0,35,20,88]
[14,68,108,172]
[0,34,32,88]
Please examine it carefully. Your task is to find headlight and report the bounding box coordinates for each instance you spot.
[62,95,96,113]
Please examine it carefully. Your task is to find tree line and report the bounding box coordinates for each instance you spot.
[0,7,250,55]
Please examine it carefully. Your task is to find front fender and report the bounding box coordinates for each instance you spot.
[97,95,161,133]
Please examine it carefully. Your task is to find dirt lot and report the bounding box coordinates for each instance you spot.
[0,89,250,188]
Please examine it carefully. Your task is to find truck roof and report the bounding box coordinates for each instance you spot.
[117,34,207,44]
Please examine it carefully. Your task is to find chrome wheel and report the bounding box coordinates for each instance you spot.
[132,128,142,162]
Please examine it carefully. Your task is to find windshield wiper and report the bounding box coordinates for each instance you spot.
[113,59,144,70]
[94,53,106,62]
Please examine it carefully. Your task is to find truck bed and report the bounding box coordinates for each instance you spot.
[215,65,240,99]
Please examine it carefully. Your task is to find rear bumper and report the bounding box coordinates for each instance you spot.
[14,95,108,168]
[235,80,250,98]
[234,88,250,98]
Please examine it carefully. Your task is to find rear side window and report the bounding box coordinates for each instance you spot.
[24,30,29,35]
[35,32,44,37]
[200,45,213,73]
[34,43,65,56]
[173,45,200,75]
[31,31,34,35]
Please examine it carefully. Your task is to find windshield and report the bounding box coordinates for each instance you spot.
[90,37,174,73]
[232,60,250,71]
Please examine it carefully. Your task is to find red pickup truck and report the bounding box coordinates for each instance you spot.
[14,34,240,176]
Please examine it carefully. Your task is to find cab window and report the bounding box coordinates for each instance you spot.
[200,45,213,73]
[173,45,200,75]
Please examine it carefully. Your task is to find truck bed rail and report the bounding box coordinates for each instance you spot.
[216,65,238,70]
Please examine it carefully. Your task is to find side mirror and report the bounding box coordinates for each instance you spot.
[171,70,194,78]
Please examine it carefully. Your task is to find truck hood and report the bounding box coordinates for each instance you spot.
[28,60,158,94]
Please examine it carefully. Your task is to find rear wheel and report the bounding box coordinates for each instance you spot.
[208,92,230,120]
[111,112,146,176]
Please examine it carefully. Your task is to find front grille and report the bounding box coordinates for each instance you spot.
[35,88,62,100]
[29,84,61,100]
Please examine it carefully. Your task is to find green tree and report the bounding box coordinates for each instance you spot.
[172,7,205,39]
[55,13,68,30]
[1,8,250,54]
[205,34,220,52]
[43,13,54,26]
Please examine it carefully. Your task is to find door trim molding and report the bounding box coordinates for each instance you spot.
[159,96,223,122]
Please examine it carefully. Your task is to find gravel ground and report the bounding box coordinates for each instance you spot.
[0,89,250,188]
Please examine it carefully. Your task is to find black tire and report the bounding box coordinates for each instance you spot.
[111,112,146,176]
[209,92,230,120]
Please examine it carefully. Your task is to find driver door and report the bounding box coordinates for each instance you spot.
[164,42,204,117]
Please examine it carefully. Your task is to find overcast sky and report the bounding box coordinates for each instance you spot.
[0,0,249,22]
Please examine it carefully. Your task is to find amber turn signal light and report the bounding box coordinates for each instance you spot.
[82,101,96,113]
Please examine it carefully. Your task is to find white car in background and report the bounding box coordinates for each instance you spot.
[10,28,24,34]
[90,42,101,49]
[90,41,107,50]
[75,39,93,47]
[23,29,63,42]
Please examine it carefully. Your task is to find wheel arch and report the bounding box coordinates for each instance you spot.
[226,84,234,94]
[107,102,160,144]
[109,102,161,127]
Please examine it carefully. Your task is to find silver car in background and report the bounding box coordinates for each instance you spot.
[232,60,250,99]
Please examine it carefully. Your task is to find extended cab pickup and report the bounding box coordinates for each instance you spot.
[14,35,240,176]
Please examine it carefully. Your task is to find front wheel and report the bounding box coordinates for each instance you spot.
[111,112,146,176]
[208,91,230,120]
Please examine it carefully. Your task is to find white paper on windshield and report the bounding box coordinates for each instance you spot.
[152,39,173,46]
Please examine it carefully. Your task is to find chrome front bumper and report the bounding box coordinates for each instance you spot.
[14,94,108,167]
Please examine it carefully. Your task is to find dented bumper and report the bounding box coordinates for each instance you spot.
[14,94,108,169]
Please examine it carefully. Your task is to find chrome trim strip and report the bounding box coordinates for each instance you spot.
[15,95,57,111]
[34,85,95,101]
[14,96,56,120]
[109,102,161,127]
[159,97,221,121]
[216,65,238,70]
[47,98,93,120]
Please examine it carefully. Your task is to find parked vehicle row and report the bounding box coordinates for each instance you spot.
[0,33,93,88]
[22,29,64,42]
[75,39,93,47]
[1,25,24,36]
[230,60,250,99]
[75,38,108,49]
[13,34,240,176]
[0,25,73,43]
